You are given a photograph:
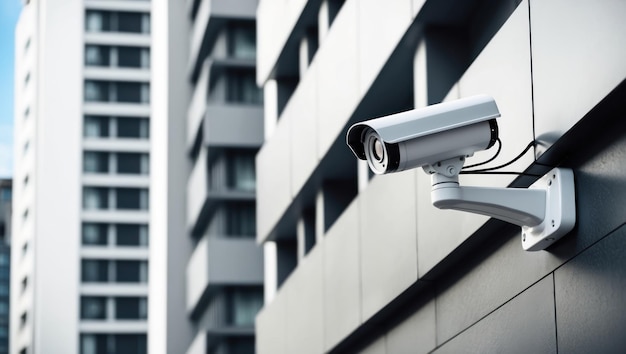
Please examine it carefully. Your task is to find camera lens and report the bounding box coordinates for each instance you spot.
[372,139,384,161]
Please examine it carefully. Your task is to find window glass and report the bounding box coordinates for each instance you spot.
[81,296,107,319]
[83,187,109,210]
[230,288,263,326]
[82,260,109,282]
[0,285,8,296]
[226,70,262,104]
[84,116,110,138]
[227,151,256,191]
[85,45,110,66]
[84,151,109,173]
[229,24,256,59]
[115,261,143,282]
[85,80,109,102]
[115,297,147,319]
[117,118,149,138]
[226,202,256,237]
[114,334,147,354]
[115,188,147,210]
[116,224,148,246]
[85,11,108,32]
[116,82,142,103]
[80,334,107,354]
[117,12,143,33]
[117,153,143,174]
[82,223,108,246]
[0,254,8,265]
[117,47,142,68]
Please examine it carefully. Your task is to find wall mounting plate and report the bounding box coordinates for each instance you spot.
[522,168,576,251]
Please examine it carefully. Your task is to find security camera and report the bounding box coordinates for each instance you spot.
[346,95,500,174]
[345,95,576,251]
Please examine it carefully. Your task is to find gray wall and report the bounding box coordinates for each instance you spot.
[255,0,626,353]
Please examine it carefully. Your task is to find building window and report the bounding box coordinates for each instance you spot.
[84,116,110,138]
[115,297,147,319]
[83,187,109,210]
[116,224,148,246]
[226,338,255,354]
[116,82,149,103]
[115,260,147,283]
[226,69,262,105]
[225,202,256,237]
[228,287,263,326]
[85,81,149,103]
[84,80,109,102]
[228,23,256,59]
[116,153,149,175]
[82,223,108,246]
[117,47,143,68]
[83,151,109,173]
[81,334,147,354]
[82,260,109,282]
[85,45,110,66]
[115,188,148,210]
[227,151,256,191]
[81,296,107,320]
[0,285,7,296]
[85,45,149,68]
[117,118,149,139]
[85,11,149,34]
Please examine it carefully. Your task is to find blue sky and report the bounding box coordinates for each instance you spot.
[0,0,22,178]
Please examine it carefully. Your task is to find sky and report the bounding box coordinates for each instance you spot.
[0,0,22,178]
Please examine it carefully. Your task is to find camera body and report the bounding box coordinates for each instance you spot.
[346,95,500,174]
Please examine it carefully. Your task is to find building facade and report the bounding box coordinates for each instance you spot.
[149,0,264,353]
[0,180,11,354]
[12,0,151,353]
[255,0,626,353]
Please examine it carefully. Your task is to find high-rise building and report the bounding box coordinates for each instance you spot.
[12,0,151,353]
[149,0,264,353]
[0,179,11,354]
[254,0,626,353]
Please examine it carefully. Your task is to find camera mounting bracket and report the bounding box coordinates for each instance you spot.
[427,160,576,251]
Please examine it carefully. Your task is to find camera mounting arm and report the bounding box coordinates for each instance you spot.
[425,157,576,251]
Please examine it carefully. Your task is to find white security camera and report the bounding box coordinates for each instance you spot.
[345,95,576,252]
[346,95,500,174]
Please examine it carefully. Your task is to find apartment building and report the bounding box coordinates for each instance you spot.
[149,0,264,353]
[12,0,151,353]
[255,0,626,353]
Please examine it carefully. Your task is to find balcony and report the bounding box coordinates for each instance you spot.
[187,328,255,354]
[186,236,263,314]
[84,66,150,82]
[189,0,257,81]
[84,32,150,47]
[187,148,256,234]
[188,56,259,151]
[203,104,263,149]
[83,102,150,117]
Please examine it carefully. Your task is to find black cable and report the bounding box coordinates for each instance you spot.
[462,138,502,169]
[459,171,542,177]
[463,140,536,173]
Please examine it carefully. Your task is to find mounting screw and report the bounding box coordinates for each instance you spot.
[522,233,526,242]
[551,219,555,227]
[447,166,456,175]
[548,180,552,186]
